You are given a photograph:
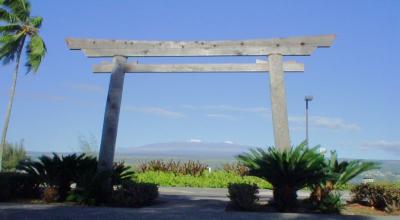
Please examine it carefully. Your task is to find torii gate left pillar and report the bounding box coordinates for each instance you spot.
[97,56,127,172]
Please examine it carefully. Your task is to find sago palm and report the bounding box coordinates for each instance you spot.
[0,0,46,171]
[18,153,98,201]
[237,141,327,210]
[310,151,379,204]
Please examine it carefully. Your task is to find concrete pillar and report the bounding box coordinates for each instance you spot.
[268,54,291,150]
[98,56,127,172]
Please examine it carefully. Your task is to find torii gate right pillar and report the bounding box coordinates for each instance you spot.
[268,54,291,150]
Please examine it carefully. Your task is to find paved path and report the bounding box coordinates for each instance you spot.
[0,187,396,220]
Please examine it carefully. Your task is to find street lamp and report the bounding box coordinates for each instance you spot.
[305,96,313,145]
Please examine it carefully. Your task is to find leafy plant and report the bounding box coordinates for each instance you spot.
[138,160,208,177]
[326,151,379,187]
[223,163,249,177]
[0,172,40,201]
[236,142,326,211]
[67,171,110,205]
[0,0,47,171]
[18,153,96,201]
[383,186,400,213]
[1,140,27,171]
[227,183,259,211]
[351,183,400,212]
[42,186,59,203]
[314,192,345,214]
[111,180,159,207]
[134,170,271,189]
[310,151,379,207]
[67,161,134,205]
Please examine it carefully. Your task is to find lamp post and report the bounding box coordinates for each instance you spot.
[305,96,313,145]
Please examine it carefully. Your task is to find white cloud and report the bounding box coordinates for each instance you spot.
[125,106,185,118]
[188,139,202,143]
[205,113,236,120]
[289,116,360,131]
[224,140,234,144]
[361,140,400,154]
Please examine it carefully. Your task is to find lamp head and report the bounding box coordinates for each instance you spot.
[305,96,313,101]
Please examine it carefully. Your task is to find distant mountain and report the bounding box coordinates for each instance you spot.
[118,141,254,158]
[27,142,400,182]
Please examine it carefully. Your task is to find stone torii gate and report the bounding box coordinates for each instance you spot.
[66,34,335,172]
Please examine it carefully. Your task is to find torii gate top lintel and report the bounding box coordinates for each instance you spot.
[65,34,335,57]
[65,34,335,173]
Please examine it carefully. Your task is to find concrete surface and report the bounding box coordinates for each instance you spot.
[0,187,397,220]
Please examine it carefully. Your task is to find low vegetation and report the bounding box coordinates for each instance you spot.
[134,170,271,189]
[227,183,259,211]
[0,153,158,207]
[232,141,380,213]
[138,160,208,177]
[111,181,159,207]
[351,183,400,213]
[1,140,28,171]
[237,142,327,211]
[222,163,249,176]
[1,142,396,216]
[309,150,379,213]
[0,172,40,201]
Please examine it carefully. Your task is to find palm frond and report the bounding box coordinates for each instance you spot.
[25,33,46,73]
[325,151,380,186]
[0,24,22,33]
[335,161,379,186]
[0,32,24,64]
[29,16,42,28]
[1,0,31,22]
[0,8,18,22]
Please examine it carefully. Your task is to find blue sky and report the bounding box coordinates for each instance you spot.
[0,0,399,159]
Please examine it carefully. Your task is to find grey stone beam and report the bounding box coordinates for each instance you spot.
[92,62,304,73]
[98,56,127,173]
[65,35,335,57]
[268,54,291,150]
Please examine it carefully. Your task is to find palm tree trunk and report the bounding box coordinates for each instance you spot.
[0,38,25,171]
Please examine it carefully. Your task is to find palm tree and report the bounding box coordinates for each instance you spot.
[0,0,46,171]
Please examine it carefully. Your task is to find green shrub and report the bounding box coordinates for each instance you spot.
[134,170,271,189]
[111,180,159,207]
[351,183,400,212]
[237,142,326,211]
[383,187,400,213]
[0,172,40,201]
[138,160,208,177]
[1,140,28,171]
[227,183,259,211]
